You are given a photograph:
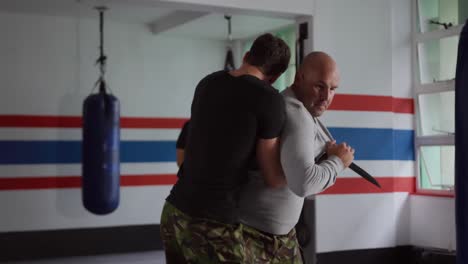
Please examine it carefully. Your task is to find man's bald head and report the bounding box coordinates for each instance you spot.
[292,52,340,117]
[299,52,338,79]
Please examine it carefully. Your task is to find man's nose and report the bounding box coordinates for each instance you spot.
[321,88,331,101]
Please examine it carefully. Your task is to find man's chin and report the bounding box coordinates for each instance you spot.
[306,106,325,117]
[311,106,326,116]
[311,110,324,117]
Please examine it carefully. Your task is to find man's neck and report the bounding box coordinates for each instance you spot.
[290,84,302,101]
[230,64,266,81]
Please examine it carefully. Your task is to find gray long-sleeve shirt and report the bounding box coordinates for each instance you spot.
[238,87,345,235]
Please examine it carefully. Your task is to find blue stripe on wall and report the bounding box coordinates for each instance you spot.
[0,141,176,164]
[0,128,414,164]
[329,128,414,161]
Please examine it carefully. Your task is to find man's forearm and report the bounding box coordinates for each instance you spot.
[285,156,343,197]
[257,137,287,188]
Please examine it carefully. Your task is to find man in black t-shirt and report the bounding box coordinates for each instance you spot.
[160,33,291,263]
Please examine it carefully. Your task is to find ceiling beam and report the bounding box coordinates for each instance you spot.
[149,10,210,35]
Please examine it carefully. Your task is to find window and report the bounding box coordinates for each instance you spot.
[419,145,455,191]
[413,0,466,193]
[418,0,467,33]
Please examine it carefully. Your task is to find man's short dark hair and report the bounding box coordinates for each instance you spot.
[245,33,291,77]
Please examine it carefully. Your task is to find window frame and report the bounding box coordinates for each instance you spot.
[412,0,461,195]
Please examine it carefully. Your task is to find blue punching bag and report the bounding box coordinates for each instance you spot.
[82,81,120,214]
[82,6,120,215]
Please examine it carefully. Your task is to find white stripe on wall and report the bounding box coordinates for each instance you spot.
[0,162,179,178]
[339,160,415,178]
[0,186,172,232]
[322,111,414,130]
[316,192,410,252]
[0,161,412,178]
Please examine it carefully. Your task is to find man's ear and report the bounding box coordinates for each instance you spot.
[293,70,303,85]
[242,52,250,63]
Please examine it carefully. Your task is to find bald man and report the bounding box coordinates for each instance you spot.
[239,52,355,263]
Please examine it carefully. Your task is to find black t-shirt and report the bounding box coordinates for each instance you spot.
[166,71,285,223]
[176,121,190,149]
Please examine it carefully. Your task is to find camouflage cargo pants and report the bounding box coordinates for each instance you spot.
[160,202,245,263]
[160,202,302,264]
[243,225,303,264]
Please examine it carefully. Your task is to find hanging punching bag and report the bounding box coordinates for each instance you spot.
[82,81,120,215]
[82,6,120,215]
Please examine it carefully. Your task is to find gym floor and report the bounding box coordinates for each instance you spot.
[10,251,167,264]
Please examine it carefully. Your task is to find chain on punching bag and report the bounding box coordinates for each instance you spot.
[82,6,120,215]
[224,15,235,71]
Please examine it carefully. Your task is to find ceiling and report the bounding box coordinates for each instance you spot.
[0,0,295,40]
[0,0,175,24]
[163,13,294,40]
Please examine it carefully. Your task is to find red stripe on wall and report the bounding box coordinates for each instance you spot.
[330,94,414,114]
[120,118,187,129]
[0,95,414,129]
[0,115,82,128]
[320,177,416,195]
[412,192,455,198]
[0,176,414,194]
[0,115,188,129]
[392,97,414,114]
[121,174,178,186]
[0,174,178,190]
[0,176,82,190]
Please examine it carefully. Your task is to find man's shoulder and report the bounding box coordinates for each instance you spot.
[201,70,227,83]
[248,80,279,97]
[283,95,302,107]
[251,84,283,108]
[193,71,226,92]
[281,92,318,131]
[282,94,304,115]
